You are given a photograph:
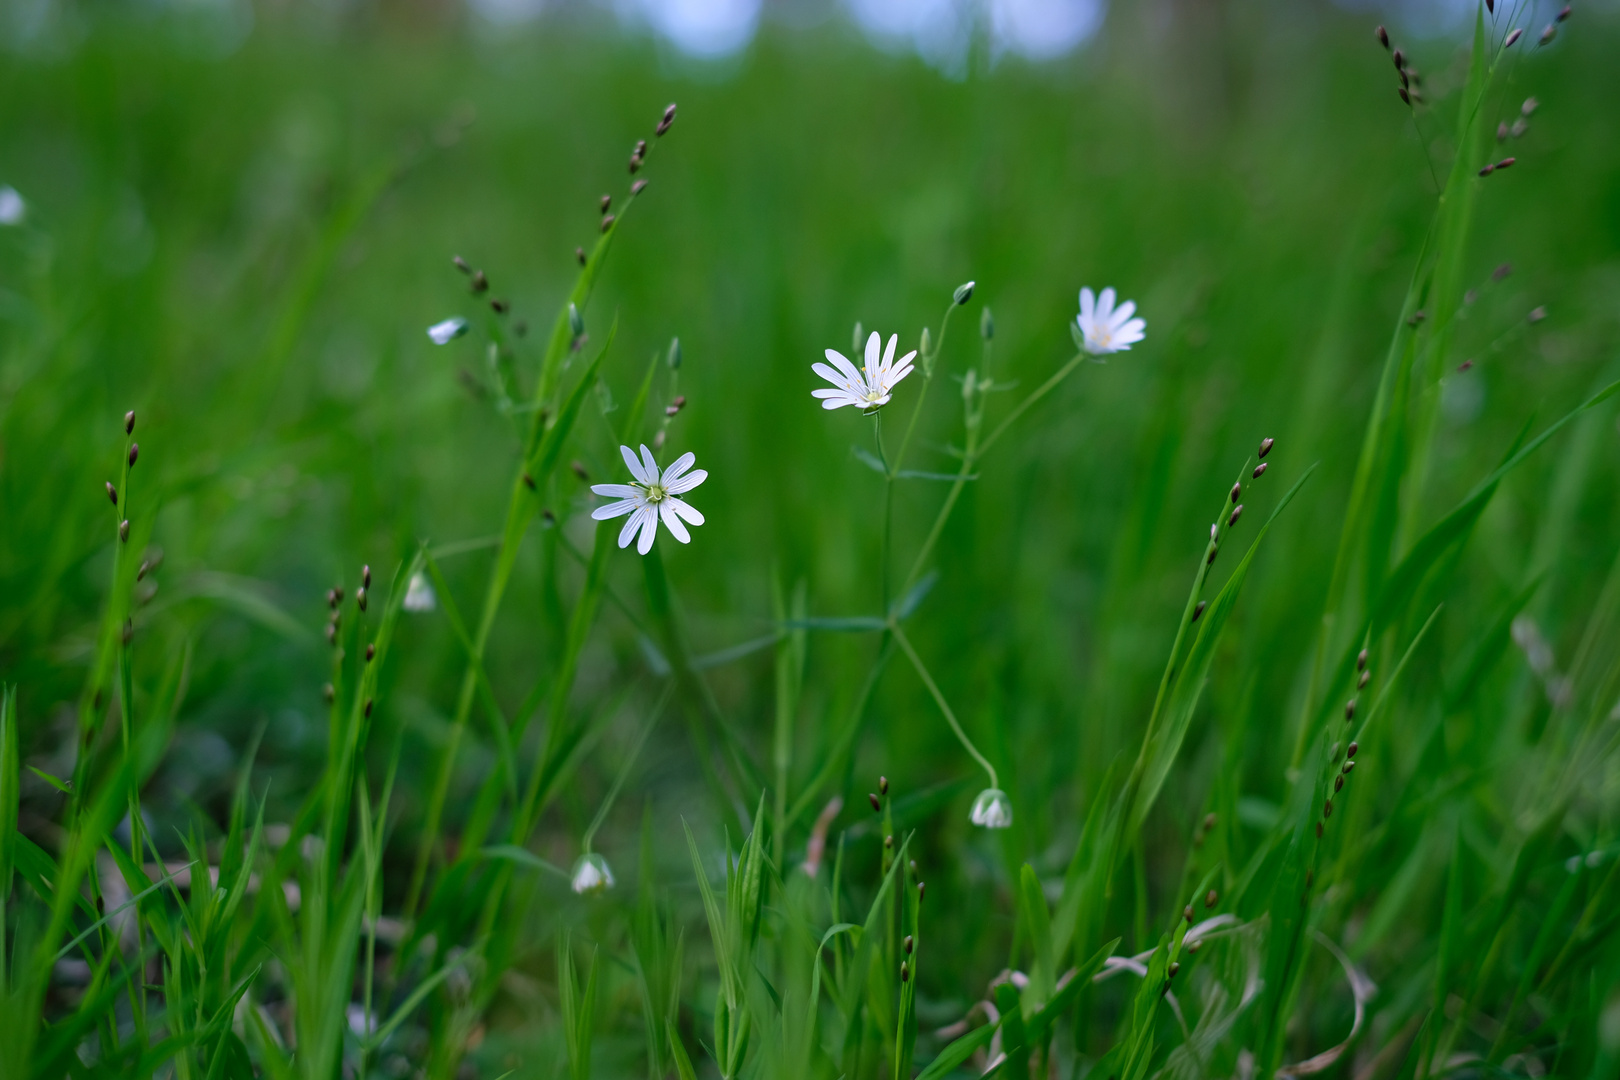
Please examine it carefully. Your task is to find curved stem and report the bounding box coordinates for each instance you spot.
[580,685,669,853]
[890,302,958,477]
[891,622,996,790]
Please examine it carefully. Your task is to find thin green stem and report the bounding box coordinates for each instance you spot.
[890,302,958,477]
[580,687,668,853]
[890,622,996,789]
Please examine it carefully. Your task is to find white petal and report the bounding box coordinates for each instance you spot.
[662,451,696,485]
[1098,287,1116,317]
[1079,287,1095,320]
[666,498,705,526]
[659,503,692,543]
[1109,300,1137,328]
[881,334,898,374]
[621,444,654,484]
[822,349,864,387]
[636,508,659,554]
[812,387,851,399]
[821,395,857,410]
[666,468,707,494]
[593,498,640,521]
[863,331,881,375]
[638,445,660,484]
[885,361,915,390]
[617,508,645,548]
[591,483,639,498]
[814,361,861,391]
[427,317,468,345]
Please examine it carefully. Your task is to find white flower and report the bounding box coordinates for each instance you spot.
[0,186,24,226]
[1076,287,1146,355]
[590,444,708,555]
[570,853,615,895]
[403,572,437,612]
[969,788,1013,829]
[427,316,468,345]
[812,331,917,412]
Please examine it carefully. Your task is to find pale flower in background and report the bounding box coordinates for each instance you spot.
[813,331,917,412]
[427,316,468,345]
[570,853,615,895]
[970,788,1014,829]
[1076,287,1146,355]
[403,572,437,612]
[0,186,24,226]
[591,444,707,555]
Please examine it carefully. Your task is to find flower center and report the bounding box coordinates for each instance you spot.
[642,482,669,504]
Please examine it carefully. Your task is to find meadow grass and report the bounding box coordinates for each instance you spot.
[3,2,1620,1077]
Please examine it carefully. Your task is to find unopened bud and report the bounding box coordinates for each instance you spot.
[1358,670,1370,689]
[569,303,584,338]
[869,793,881,812]
[1205,889,1217,908]
[575,246,586,266]
[128,443,139,468]
[125,410,136,435]
[1347,741,1358,758]
[980,307,994,340]
[357,587,368,612]
[323,683,335,703]
[1192,600,1207,621]
[1505,28,1523,47]
[1344,759,1356,775]
[106,482,118,506]
[879,775,889,795]
[599,194,611,214]
[1527,306,1547,323]
[119,519,130,542]
[365,643,375,662]
[1356,648,1369,670]
[471,270,488,293]
[600,214,615,233]
[904,934,914,954]
[1229,504,1243,527]
[1376,25,1389,50]
[631,178,648,196]
[952,280,975,305]
[1253,462,1268,479]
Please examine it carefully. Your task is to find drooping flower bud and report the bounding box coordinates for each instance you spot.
[969,788,1013,829]
[571,852,615,895]
[404,572,437,613]
[953,280,975,305]
[427,317,469,345]
[980,307,994,340]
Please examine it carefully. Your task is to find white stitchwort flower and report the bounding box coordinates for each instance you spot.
[1076,287,1146,355]
[812,331,917,412]
[970,788,1014,829]
[591,444,707,555]
[426,316,468,345]
[0,186,24,226]
[403,571,437,612]
[570,853,615,895]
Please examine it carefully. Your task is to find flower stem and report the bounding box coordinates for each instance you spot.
[891,622,996,790]
[890,302,959,477]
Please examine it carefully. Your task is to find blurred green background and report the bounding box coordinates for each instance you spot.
[3,0,1620,1065]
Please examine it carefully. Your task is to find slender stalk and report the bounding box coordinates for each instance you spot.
[890,622,996,789]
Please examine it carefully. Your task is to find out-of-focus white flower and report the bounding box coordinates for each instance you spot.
[0,187,24,226]
[427,316,468,345]
[590,444,708,555]
[570,852,615,895]
[1076,287,1146,355]
[813,331,917,412]
[970,788,1014,829]
[403,572,437,612]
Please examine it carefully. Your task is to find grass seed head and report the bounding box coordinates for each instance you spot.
[1479,163,1495,177]
[600,214,615,232]
[1511,117,1528,138]
[1376,25,1389,50]
[357,587,368,612]
[1230,482,1241,503]
[490,298,507,314]
[904,934,914,954]
[1324,800,1332,817]
[1192,600,1207,621]
[600,194,611,214]
[868,792,881,812]
[128,443,139,467]
[1169,961,1180,977]
[879,774,889,795]
[1528,305,1548,323]
[901,961,909,982]
[1357,648,1368,670]
[631,178,648,196]
[452,254,470,274]
[105,481,117,506]
[1189,939,1203,953]
[1558,5,1571,20]
[1348,740,1358,758]
[1345,699,1356,721]
[323,683,334,703]
[1498,121,1510,141]
[1359,670,1370,689]
[119,519,130,542]
[1496,157,1516,169]
[1253,462,1268,479]
[1183,905,1193,922]
[1344,759,1356,775]
[1229,504,1244,527]
[1505,28,1523,47]
[1205,888,1217,907]
[1399,87,1411,106]
[365,643,375,662]
[575,246,586,265]
[918,881,925,902]
[1540,24,1556,45]
[1391,48,1404,70]
[667,337,681,369]
[1203,812,1217,831]
[124,410,136,435]
[1335,774,1344,792]
[471,269,488,293]
[364,698,373,717]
